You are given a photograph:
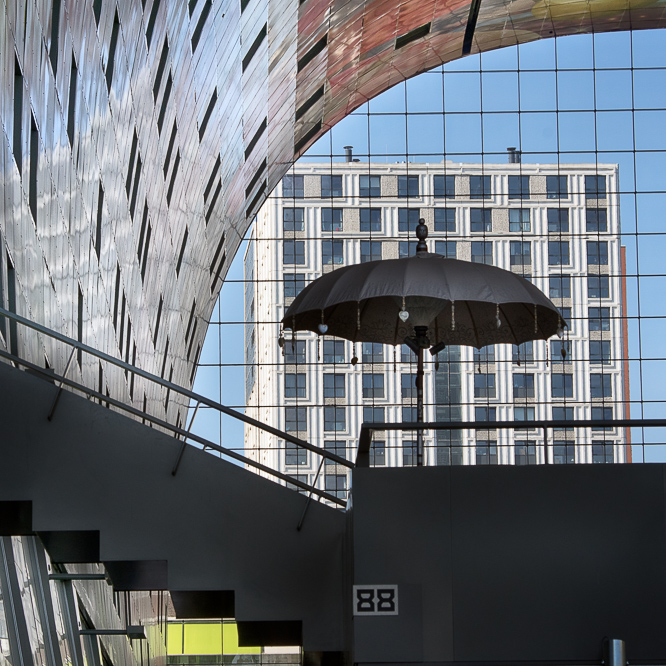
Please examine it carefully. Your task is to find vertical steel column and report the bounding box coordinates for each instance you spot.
[58,579,85,666]
[416,346,424,466]
[0,538,35,666]
[24,538,64,666]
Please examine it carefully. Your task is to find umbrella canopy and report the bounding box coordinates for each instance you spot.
[282,250,563,349]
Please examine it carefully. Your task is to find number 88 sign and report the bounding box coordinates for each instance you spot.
[353,585,399,616]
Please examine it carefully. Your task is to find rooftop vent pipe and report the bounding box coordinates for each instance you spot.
[507,147,521,163]
[344,146,353,162]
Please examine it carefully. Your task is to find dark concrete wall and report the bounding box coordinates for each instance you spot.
[352,465,666,664]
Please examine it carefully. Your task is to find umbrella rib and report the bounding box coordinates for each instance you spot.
[500,302,520,345]
[463,299,481,348]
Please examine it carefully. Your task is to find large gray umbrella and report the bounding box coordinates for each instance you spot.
[282,222,564,465]
[283,225,562,348]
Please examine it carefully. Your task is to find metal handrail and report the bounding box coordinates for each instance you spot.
[0,307,351,505]
[357,418,666,467]
[0,347,345,505]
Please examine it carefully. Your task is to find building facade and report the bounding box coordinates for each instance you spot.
[244,159,629,499]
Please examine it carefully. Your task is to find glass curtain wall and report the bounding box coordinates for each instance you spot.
[195,29,666,498]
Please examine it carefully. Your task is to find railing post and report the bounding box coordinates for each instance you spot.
[543,426,549,465]
[297,455,327,531]
[171,401,201,476]
[47,346,77,421]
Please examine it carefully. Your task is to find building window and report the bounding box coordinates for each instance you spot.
[399,241,416,258]
[590,373,612,398]
[549,276,571,298]
[587,241,608,265]
[284,274,305,299]
[360,208,381,232]
[362,373,384,398]
[548,241,570,266]
[592,442,614,463]
[515,441,536,465]
[322,239,343,264]
[401,373,416,399]
[434,208,456,232]
[510,241,531,265]
[370,440,386,466]
[325,473,347,499]
[514,406,535,422]
[552,406,574,431]
[551,339,569,363]
[551,373,573,398]
[474,373,496,398]
[362,342,383,363]
[546,175,568,199]
[508,175,530,199]
[402,406,418,422]
[470,208,492,232]
[471,241,493,265]
[323,340,345,363]
[360,175,380,197]
[513,373,535,398]
[589,307,610,331]
[589,340,611,365]
[324,440,347,465]
[435,241,456,258]
[513,341,533,363]
[284,340,306,364]
[476,441,498,465]
[283,174,304,198]
[285,442,307,466]
[588,276,610,299]
[321,208,343,231]
[401,343,414,362]
[321,174,343,197]
[434,175,455,198]
[285,373,306,398]
[474,346,495,363]
[560,307,572,329]
[553,442,576,464]
[286,473,309,492]
[586,208,608,232]
[591,406,613,431]
[324,406,346,431]
[360,241,382,263]
[398,175,419,197]
[283,240,305,265]
[285,406,307,431]
[323,373,345,398]
[363,406,385,423]
[283,208,304,231]
[403,440,417,466]
[470,175,491,199]
[585,175,606,199]
[547,208,569,232]
[398,208,420,232]
[475,406,496,421]
[509,208,530,232]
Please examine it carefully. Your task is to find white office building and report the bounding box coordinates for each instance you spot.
[244,157,629,499]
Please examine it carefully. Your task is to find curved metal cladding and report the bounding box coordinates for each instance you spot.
[0,0,664,425]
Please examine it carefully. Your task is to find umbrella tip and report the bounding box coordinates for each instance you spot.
[415,219,428,253]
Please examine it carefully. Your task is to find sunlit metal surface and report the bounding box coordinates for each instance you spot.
[0,0,663,427]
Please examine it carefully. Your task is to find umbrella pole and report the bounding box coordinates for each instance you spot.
[417,346,424,466]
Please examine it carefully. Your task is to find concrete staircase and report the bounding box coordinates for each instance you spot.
[0,362,347,654]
